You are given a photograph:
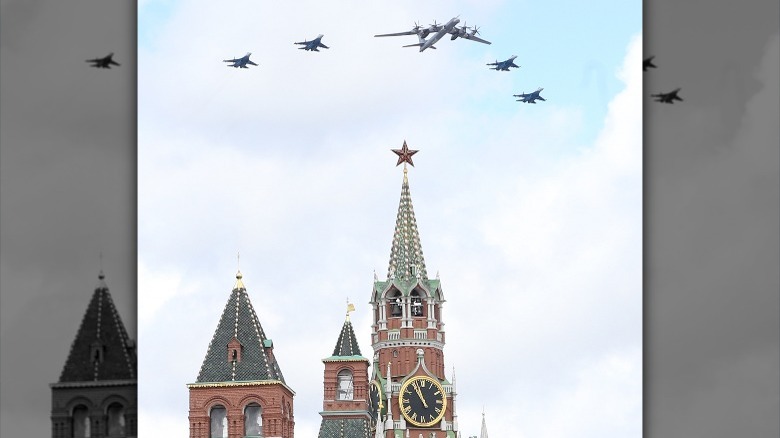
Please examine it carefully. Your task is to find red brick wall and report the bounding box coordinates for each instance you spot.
[188,383,294,438]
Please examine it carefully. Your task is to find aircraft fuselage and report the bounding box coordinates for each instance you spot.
[420,17,460,52]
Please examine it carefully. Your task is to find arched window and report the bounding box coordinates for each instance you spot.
[210,405,228,438]
[72,405,90,438]
[389,291,402,317]
[336,369,354,400]
[244,403,262,437]
[410,291,424,317]
[106,403,126,437]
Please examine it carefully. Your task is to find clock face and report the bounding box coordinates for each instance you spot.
[369,380,383,422]
[398,375,447,427]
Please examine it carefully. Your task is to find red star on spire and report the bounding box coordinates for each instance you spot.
[391,140,419,167]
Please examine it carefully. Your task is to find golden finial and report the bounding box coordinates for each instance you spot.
[346,298,355,321]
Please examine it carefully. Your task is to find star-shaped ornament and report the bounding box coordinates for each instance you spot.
[391,140,419,167]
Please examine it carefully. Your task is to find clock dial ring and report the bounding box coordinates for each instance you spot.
[398,375,447,427]
[369,380,384,422]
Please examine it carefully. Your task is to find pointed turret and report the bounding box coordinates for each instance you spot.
[58,270,136,382]
[387,167,428,282]
[480,410,489,438]
[188,270,295,438]
[367,144,458,437]
[318,304,372,438]
[51,269,137,438]
[331,312,362,358]
[195,270,285,383]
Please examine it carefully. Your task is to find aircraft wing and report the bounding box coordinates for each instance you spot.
[318,42,329,49]
[86,58,102,63]
[109,60,120,66]
[247,60,258,66]
[374,30,418,37]
[223,58,239,63]
[460,33,491,45]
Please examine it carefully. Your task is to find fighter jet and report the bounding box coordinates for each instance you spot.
[514,87,547,104]
[651,88,683,104]
[223,53,258,68]
[86,53,120,69]
[376,17,490,52]
[295,34,329,51]
[487,55,520,71]
[644,56,657,71]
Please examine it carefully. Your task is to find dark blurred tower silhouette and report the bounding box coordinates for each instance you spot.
[49,270,137,438]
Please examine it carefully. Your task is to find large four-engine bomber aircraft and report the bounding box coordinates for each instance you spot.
[376,16,491,52]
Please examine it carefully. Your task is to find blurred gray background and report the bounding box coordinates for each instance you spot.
[1,1,136,437]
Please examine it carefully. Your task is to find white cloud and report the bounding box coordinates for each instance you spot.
[138,1,642,434]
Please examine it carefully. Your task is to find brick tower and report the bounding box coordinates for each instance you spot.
[188,270,295,438]
[368,143,458,438]
[50,270,137,438]
[317,304,372,438]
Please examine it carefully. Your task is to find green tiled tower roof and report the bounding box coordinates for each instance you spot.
[317,418,371,438]
[387,168,428,282]
[195,271,285,383]
[59,271,136,382]
[331,317,361,357]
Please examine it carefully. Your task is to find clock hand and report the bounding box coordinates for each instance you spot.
[412,381,429,408]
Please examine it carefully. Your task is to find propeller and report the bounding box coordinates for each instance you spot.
[430,20,440,29]
[470,25,481,36]
[413,21,422,31]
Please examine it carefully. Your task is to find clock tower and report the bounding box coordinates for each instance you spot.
[368,142,458,438]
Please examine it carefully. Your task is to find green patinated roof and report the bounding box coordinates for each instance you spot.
[372,277,443,301]
[59,271,136,382]
[196,271,285,384]
[387,170,428,282]
[317,418,371,438]
[332,318,362,357]
[322,355,368,362]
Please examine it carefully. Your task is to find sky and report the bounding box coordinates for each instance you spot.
[0,1,136,437]
[137,1,642,437]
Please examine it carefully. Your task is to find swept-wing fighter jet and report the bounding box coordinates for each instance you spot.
[295,34,329,51]
[514,87,546,104]
[86,53,120,69]
[223,53,258,68]
[644,56,657,71]
[651,88,683,104]
[487,55,520,71]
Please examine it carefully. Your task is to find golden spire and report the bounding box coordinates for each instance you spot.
[346,298,355,321]
[234,270,245,291]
